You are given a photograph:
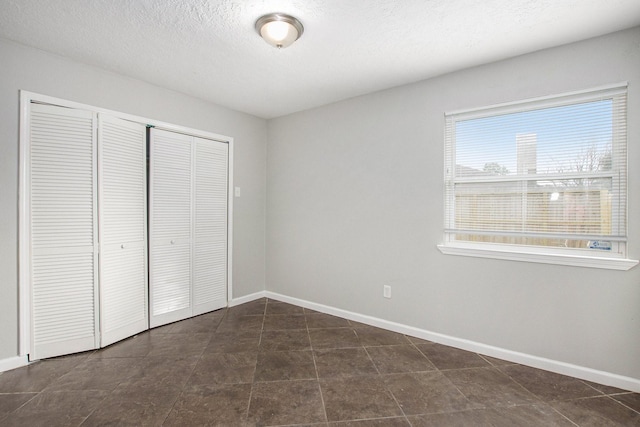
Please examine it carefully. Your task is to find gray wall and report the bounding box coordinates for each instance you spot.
[0,38,267,360]
[266,27,640,380]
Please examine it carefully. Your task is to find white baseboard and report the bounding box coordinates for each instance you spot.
[228,291,267,307]
[0,355,29,373]
[264,291,640,393]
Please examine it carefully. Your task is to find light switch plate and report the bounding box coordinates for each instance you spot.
[383,285,391,299]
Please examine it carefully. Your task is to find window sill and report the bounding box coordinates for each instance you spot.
[437,244,638,271]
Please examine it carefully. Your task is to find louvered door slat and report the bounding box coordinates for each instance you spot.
[98,115,148,347]
[193,137,228,315]
[29,103,98,360]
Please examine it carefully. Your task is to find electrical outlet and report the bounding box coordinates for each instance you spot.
[383,285,391,299]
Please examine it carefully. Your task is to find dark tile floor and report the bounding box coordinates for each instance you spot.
[1,298,639,426]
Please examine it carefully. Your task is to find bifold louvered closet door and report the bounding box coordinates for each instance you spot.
[29,104,99,360]
[98,115,148,347]
[28,103,148,360]
[149,128,228,328]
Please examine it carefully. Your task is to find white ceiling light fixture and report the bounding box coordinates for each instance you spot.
[255,13,304,49]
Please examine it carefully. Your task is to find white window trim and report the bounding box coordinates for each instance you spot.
[439,83,638,271]
[437,243,637,271]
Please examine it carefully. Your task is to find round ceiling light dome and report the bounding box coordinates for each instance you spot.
[255,13,304,49]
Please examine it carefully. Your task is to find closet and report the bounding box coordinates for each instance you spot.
[23,98,230,360]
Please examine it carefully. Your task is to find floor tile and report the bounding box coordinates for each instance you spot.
[81,384,179,426]
[164,383,253,426]
[254,350,316,382]
[409,404,575,426]
[354,328,410,346]
[45,358,143,392]
[309,328,360,349]
[226,300,266,317]
[187,352,257,385]
[404,336,432,345]
[414,342,490,370]
[583,380,630,395]
[479,354,516,367]
[500,364,602,401]
[263,314,307,330]
[2,390,107,427]
[248,380,326,425]
[110,380,182,407]
[366,345,435,374]
[306,313,351,329]
[320,376,402,422]
[407,409,495,427]
[167,310,225,334]
[122,355,199,389]
[443,367,540,408]
[205,329,261,353]
[0,357,83,393]
[488,404,577,426]
[348,320,373,328]
[216,314,264,331]
[612,392,640,412]
[260,329,312,351]
[314,348,378,378]
[145,332,211,358]
[327,417,410,426]
[382,371,480,415]
[91,333,154,358]
[551,395,640,426]
[0,393,37,420]
[145,321,178,334]
[266,302,306,315]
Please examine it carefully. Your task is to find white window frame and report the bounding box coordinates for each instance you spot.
[438,84,638,271]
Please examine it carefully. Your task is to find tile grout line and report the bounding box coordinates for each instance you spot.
[306,307,330,424]
[605,394,640,416]
[0,391,41,424]
[491,363,584,426]
[362,341,413,425]
[245,298,268,420]
[410,340,495,415]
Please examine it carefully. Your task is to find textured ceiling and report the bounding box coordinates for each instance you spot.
[1,0,639,118]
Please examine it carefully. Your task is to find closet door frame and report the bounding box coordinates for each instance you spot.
[18,91,234,358]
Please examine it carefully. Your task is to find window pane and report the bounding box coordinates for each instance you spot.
[455,99,613,178]
[455,177,612,237]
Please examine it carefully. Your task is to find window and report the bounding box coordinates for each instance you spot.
[439,84,637,270]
